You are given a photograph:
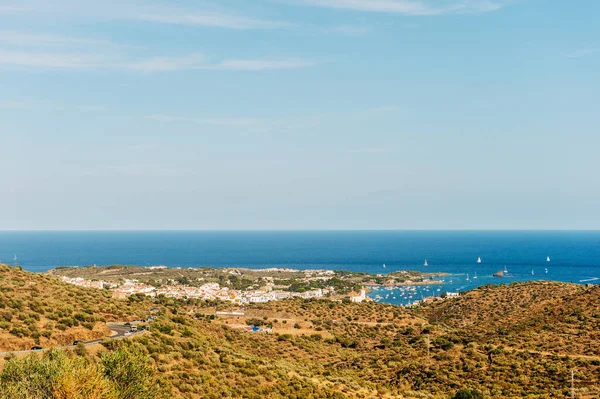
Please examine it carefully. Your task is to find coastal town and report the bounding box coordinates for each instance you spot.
[51,265,449,306]
[60,274,327,304]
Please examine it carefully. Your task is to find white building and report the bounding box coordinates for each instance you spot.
[351,289,366,303]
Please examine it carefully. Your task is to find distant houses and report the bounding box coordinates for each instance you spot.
[62,275,325,304]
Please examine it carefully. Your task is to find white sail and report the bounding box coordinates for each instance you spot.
[423,260,428,267]
[546,256,550,262]
[504,265,508,273]
[383,264,386,269]
[531,269,534,276]
[477,257,481,263]
[473,272,478,279]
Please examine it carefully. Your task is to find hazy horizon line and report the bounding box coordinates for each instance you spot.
[1,229,599,233]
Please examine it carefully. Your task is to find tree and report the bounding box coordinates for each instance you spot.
[100,347,167,399]
[0,349,115,399]
[75,342,87,357]
[453,388,484,399]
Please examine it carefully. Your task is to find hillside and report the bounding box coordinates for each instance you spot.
[0,264,149,351]
[415,281,600,355]
[2,266,600,398]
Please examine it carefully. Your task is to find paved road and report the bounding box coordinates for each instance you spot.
[0,323,144,356]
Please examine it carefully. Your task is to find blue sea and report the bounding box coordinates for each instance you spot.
[1,231,599,306]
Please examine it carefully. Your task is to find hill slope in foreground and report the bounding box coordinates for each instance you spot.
[1,264,600,399]
[0,264,148,352]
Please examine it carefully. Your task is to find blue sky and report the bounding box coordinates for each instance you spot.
[1,0,599,230]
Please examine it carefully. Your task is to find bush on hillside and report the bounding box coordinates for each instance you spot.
[453,388,484,399]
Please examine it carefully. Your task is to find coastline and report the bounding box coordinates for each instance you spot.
[45,264,451,306]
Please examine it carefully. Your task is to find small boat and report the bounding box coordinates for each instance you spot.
[546,256,551,262]
[477,257,482,264]
[383,263,386,269]
[473,272,478,279]
[545,268,548,274]
[466,273,470,281]
[531,269,535,276]
[13,254,17,261]
[504,265,508,273]
[424,259,428,267]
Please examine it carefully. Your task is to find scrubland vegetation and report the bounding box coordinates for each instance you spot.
[0,265,148,351]
[2,265,600,398]
[0,346,166,399]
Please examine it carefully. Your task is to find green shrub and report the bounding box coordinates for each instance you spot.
[453,389,484,399]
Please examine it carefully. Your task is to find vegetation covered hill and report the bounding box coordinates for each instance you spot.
[2,265,600,398]
[415,281,600,355]
[0,264,148,351]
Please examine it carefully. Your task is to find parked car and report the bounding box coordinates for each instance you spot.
[31,346,43,351]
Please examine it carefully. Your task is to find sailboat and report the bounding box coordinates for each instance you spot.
[13,254,17,262]
[546,256,551,262]
[545,268,548,274]
[504,265,508,273]
[383,264,386,269]
[477,257,482,264]
[531,269,535,276]
[423,259,428,267]
[473,271,478,279]
[466,273,470,281]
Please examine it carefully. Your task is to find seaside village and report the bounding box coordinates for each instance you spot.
[61,267,343,304]
[60,266,458,307]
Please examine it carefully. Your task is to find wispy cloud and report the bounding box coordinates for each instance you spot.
[0,30,115,47]
[0,5,31,14]
[125,55,207,73]
[0,100,30,109]
[211,59,315,71]
[0,49,315,73]
[347,147,394,153]
[1,1,291,30]
[363,105,401,114]
[0,100,108,111]
[0,50,109,69]
[293,0,508,15]
[324,25,370,36]
[144,114,263,127]
[75,105,107,112]
[144,115,195,122]
[127,55,314,73]
[139,11,290,30]
[562,48,600,59]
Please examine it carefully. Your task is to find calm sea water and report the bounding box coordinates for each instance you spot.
[1,231,599,306]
